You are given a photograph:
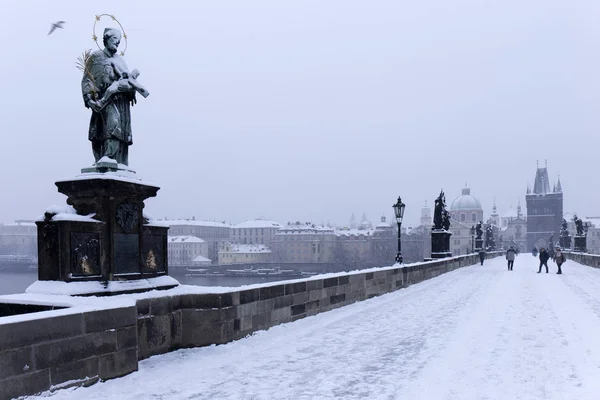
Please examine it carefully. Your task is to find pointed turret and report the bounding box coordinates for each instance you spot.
[556,175,562,192]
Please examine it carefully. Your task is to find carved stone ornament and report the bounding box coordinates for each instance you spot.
[116,201,139,233]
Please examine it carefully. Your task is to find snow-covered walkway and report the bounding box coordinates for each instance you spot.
[31,256,600,400]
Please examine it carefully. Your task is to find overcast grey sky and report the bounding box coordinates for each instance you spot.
[0,0,598,228]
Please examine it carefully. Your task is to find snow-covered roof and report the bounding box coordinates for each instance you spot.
[376,222,392,229]
[450,187,482,211]
[192,255,211,262]
[235,219,282,229]
[163,219,232,228]
[335,228,375,237]
[277,223,335,234]
[168,236,206,243]
[223,244,271,254]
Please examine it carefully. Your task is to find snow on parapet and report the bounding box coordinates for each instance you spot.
[234,219,282,229]
[168,236,206,243]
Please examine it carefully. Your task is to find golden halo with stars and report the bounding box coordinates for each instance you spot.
[92,14,128,56]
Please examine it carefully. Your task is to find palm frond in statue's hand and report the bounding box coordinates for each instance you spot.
[76,49,98,100]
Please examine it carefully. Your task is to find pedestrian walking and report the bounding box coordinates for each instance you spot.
[532,247,538,257]
[479,249,486,266]
[537,247,550,273]
[506,246,517,271]
[555,247,566,274]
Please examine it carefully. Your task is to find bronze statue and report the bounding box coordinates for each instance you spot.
[475,221,483,240]
[560,218,569,237]
[433,190,447,230]
[80,28,149,166]
[574,215,584,236]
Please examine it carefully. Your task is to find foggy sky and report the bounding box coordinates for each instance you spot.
[1,0,599,228]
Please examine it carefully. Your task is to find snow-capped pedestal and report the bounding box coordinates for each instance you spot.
[431,229,452,259]
[573,235,587,253]
[35,171,177,295]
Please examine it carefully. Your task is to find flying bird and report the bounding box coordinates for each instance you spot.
[48,21,65,35]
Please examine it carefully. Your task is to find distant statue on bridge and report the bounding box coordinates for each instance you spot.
[475,221,483,240]
[560,219,569,237]
[574,215,584,236]
[433,190,449,231]
[442,209,451,231]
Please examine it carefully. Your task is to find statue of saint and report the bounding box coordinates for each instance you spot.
[433,190,446,230]
[560,218,569,237]
[574,215,584,236]
[442,209,451,231]
[475,221,483,240]
[81,28,149,166]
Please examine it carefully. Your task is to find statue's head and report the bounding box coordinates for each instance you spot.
[103,28,122,55]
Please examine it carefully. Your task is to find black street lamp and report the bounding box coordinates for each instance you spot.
[393,197,406,264]
[470,225,475,253]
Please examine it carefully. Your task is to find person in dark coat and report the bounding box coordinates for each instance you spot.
[479,249,486,266]
[506,246,517,271]
[555,247,566,274]
[532,247,538,257]
[537,248,550,273]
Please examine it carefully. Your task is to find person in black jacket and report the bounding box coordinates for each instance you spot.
[537,247,550,273]
[506,246,517,271]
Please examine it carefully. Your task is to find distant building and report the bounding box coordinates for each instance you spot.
[333,227,375,268]
[270,222,336,264]
[0,220,37,259]
[585,218,600,254]
[402,225,431,263]
[526,163,563,250]
[218,242,272,265]
[164,219,232,265]
[499,202,527,252]
[232,219,282,247]
[371,216,397,266]
[167,236,209,267]
[449,186,484,255]
[420,202,432,227]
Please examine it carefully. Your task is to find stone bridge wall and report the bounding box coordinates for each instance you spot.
[0,252,500,399]
[564,252,600,268]
[136,251,501,359]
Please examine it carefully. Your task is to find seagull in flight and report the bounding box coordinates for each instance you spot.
[48,21,65,35]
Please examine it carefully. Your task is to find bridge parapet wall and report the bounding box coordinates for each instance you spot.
[136,251,502,358]
[0,252,501,398]
[0,304,138,400]
[564,252,600,268]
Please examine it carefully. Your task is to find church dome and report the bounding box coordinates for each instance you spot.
[450,187,482,211]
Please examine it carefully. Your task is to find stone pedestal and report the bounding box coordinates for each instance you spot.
[475,238,484,252]
[559,235,572,250]
[36,173,178,295]
[431,230,452,259]
[573,235,587,253]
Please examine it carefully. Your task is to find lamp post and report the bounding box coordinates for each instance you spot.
[393,197,406,264]
[470,225,475,253]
